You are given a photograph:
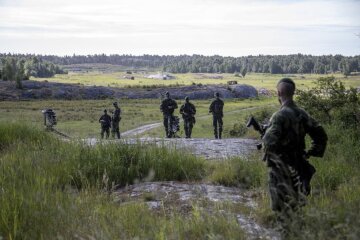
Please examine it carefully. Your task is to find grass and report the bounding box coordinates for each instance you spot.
[0,97,277,139]
[2,122,239,239]
[31,72,360,90]
[1,112,360,239]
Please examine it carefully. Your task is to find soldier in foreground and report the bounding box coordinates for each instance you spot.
[111,102,121,139]
[160,92,178,138]
[180,96,196,138]
[99,109,112,139]
[209,92,224,139]
[262,78,327,219]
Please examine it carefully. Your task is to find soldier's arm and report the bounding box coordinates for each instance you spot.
[180,105,184,114]
[173,100,178,109]
[193,104,196,114]
[262,113,284,153]
[305,117,328,157]
[209,101,214,113]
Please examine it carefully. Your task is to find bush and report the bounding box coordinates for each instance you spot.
[297,76,360,127]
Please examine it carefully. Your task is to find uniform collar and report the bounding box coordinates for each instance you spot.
[281,99,296,109]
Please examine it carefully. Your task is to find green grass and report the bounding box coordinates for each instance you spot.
[32,72,360,90]
[2,122,239,239]
[0,98,277,139]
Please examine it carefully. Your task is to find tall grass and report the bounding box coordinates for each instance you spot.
[0,122,210,239]
[208,155,267,189]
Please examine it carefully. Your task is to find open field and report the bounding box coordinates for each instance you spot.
[32,72,360,90]
[0,98,277,139]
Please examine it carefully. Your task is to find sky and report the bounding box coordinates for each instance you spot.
[0,0,359,57]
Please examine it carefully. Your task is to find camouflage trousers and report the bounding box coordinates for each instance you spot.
[183,118,194,138]
[267,154,306,214]
[111,120,120,139]
[212,115,223,139]
[101,127,110,139]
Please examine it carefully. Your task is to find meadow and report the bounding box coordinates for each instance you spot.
[0,98,277,139]
[1,73,360,239]
[32,71,360,90]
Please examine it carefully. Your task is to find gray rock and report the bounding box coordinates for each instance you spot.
[230,84,258,98]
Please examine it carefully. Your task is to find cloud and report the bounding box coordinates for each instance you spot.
[0,0,359,55]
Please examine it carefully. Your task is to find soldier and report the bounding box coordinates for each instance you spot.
[262,78,327,218]
[209,92,224,139]
[160,91,178,138]
[180,96,196,138]
[99,109,112,139]
[111,102,121,139]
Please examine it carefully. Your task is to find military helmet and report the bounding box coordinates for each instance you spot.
[165,91,170,96]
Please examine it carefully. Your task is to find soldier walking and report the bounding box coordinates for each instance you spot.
[111,102,121,139]
[209,92,224,139]
[160,92,178,138]
[99,109,112,139]
[262,78,327,224]
[180,96,196,138]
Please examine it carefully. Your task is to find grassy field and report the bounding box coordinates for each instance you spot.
[0,97,277,139]
[1,117,360,239]
[32,72,360,90]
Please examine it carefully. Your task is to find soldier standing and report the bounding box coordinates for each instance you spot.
[262,78,327,219]
[111,102,121,139]
[160,92,178,138]
[209,92,224,139]
[99,109,112,139]
[180,96,196,138]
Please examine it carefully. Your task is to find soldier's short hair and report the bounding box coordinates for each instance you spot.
[113,102,118,106]
[277,78,295,96]
[104,109,107,113]
[215,92,220,97]
[165,91,170,96]
[185,96,189,101]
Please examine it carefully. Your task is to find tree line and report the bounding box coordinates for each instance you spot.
[0,56,66,88]
[1,53,359,76]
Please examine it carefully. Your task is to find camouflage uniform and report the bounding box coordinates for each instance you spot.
[180,99,196,138]
[111,104,121,139]
[263,100,327,213]
[209,97,224,139]
[99,111,112,139]
[160,96,178,138]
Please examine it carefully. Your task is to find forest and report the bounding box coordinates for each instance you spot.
[1,53,359,75]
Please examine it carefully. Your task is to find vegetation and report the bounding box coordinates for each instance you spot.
[0,56,66,88]
[1,75,360,239]
[2,53,359,75]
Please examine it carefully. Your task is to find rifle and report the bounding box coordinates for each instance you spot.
[246,116,268,150]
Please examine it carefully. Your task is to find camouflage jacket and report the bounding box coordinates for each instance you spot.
[180,102,196,119]
[112,107,121,122]
[160,98,178,115]
[209,98,224,117]
[263,100,327,168]
[99,114,112,128]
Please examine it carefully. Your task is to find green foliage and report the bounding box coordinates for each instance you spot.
[209,156,267,189]
[1,53,359,74]
[0,56,66,84]
[0,122,208,239]
[297,76,360,127]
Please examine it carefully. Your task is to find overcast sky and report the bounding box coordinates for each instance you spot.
[0,0,359,56]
